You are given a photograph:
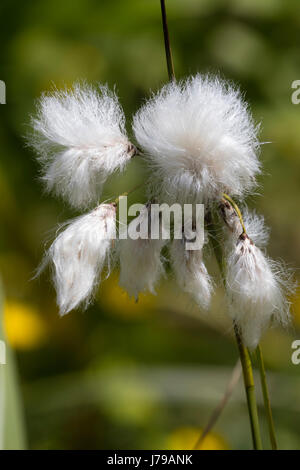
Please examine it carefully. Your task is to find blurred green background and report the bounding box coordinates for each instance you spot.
[0,0,300,450]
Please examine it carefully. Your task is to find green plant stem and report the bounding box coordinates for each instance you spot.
[160,0,175,81]
[222,192,246,233]
[159,0,263,450]
[234,324,263,450]
[256,345,278,449]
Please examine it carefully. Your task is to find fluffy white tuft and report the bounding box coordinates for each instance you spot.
[242,208,270,248]
[119,205,166,300]
[170,237,213,310]
[134,74,261,204]
[226,233,292,349]
[30,83,135,209]
[41,203,116,316]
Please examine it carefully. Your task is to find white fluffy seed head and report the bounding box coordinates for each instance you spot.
[41,203,116,316]
[226,233,293,349]
[134,74,261,205]
[170,236,213,310]
[30,83,135,209]
[118,205,166,300]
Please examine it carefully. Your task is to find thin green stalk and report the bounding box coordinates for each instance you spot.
[160,0,175,81]
[159,0,263,449]
[193,360,242,449]
[256,345,278,449]
[234,324,263,450]
[222,193,246,233]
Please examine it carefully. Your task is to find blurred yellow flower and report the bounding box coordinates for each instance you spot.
[291,288,300,326]
[166,426,229,450]
[99,272,156,319]
[4,300,47,350]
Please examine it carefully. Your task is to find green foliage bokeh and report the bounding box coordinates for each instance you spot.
[0,0,300,450]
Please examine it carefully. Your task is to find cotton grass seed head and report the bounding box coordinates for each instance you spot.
[30,83,136,209]
[170,235,213,310]
[41,203,116,316]
[225,232,293,349]
[119,204,166,300]
[133,74,261,205]
[220,200,293,349]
